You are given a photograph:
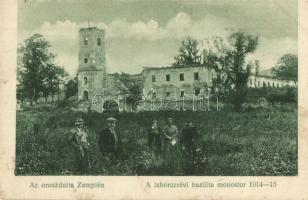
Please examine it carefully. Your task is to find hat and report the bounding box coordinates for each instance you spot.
[107,117,117,122]
[167,117,173,121]
[75,117,84,125]
[153,120,158,123]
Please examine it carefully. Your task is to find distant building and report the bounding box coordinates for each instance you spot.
[142,65,216,100]
[247,60,296,88]
[142,60,296,101]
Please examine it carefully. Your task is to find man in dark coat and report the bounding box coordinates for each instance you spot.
[69,117,91,174]
[180,120,199,174]
[98,117,122,164]
[148,120,163,157]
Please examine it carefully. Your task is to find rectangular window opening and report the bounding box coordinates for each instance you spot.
[194,72,199,80]
[166,74,170,82]
[180,73,184,81]
[180,91,185,97]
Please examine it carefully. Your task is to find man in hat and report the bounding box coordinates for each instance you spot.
[180,120,199,174]
[69,117,91,174]
[98,117,122,164]
[148,119,163,157]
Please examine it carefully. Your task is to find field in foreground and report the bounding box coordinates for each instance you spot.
[15,104,297,176]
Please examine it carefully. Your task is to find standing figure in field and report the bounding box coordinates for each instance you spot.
[98,117,122,164]
[180,120,199,174]
[148,120,163,158]
[69,117,91,174]
[163,117,179,169]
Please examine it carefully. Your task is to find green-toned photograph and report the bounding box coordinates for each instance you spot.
[16,0,297,176]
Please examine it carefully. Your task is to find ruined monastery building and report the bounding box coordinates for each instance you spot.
[77,27,296,103]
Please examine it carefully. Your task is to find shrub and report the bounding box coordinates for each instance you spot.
[246,87,297,104]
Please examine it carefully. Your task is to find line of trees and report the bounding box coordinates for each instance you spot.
[17,34,67,105]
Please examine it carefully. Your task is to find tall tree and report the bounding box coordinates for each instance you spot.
[272,54,298,86]
[174,37,201,66]
[18,34,67,104]
[40,63,53,102]
[205,31,259,111]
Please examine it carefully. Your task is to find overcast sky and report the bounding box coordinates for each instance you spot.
[18,0,297,76]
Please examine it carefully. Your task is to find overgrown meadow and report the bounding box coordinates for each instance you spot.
[15,103,297,176]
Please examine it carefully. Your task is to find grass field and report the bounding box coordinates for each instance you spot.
[15,103,297,176]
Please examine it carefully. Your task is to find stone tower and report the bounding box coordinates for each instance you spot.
[77,27,106,101]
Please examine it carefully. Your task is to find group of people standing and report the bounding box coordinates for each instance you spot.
[69,116,199,174]
[148,117,199,173]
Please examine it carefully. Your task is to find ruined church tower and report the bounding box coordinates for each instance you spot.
[77,27,107,101]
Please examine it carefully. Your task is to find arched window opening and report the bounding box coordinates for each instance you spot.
[83,91,89,100]
[97,37,101,46]
[84,37,88,46]
[84,77,88,85]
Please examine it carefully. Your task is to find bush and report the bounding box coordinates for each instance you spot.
[56,98,79,108]
[246,87,297,104]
